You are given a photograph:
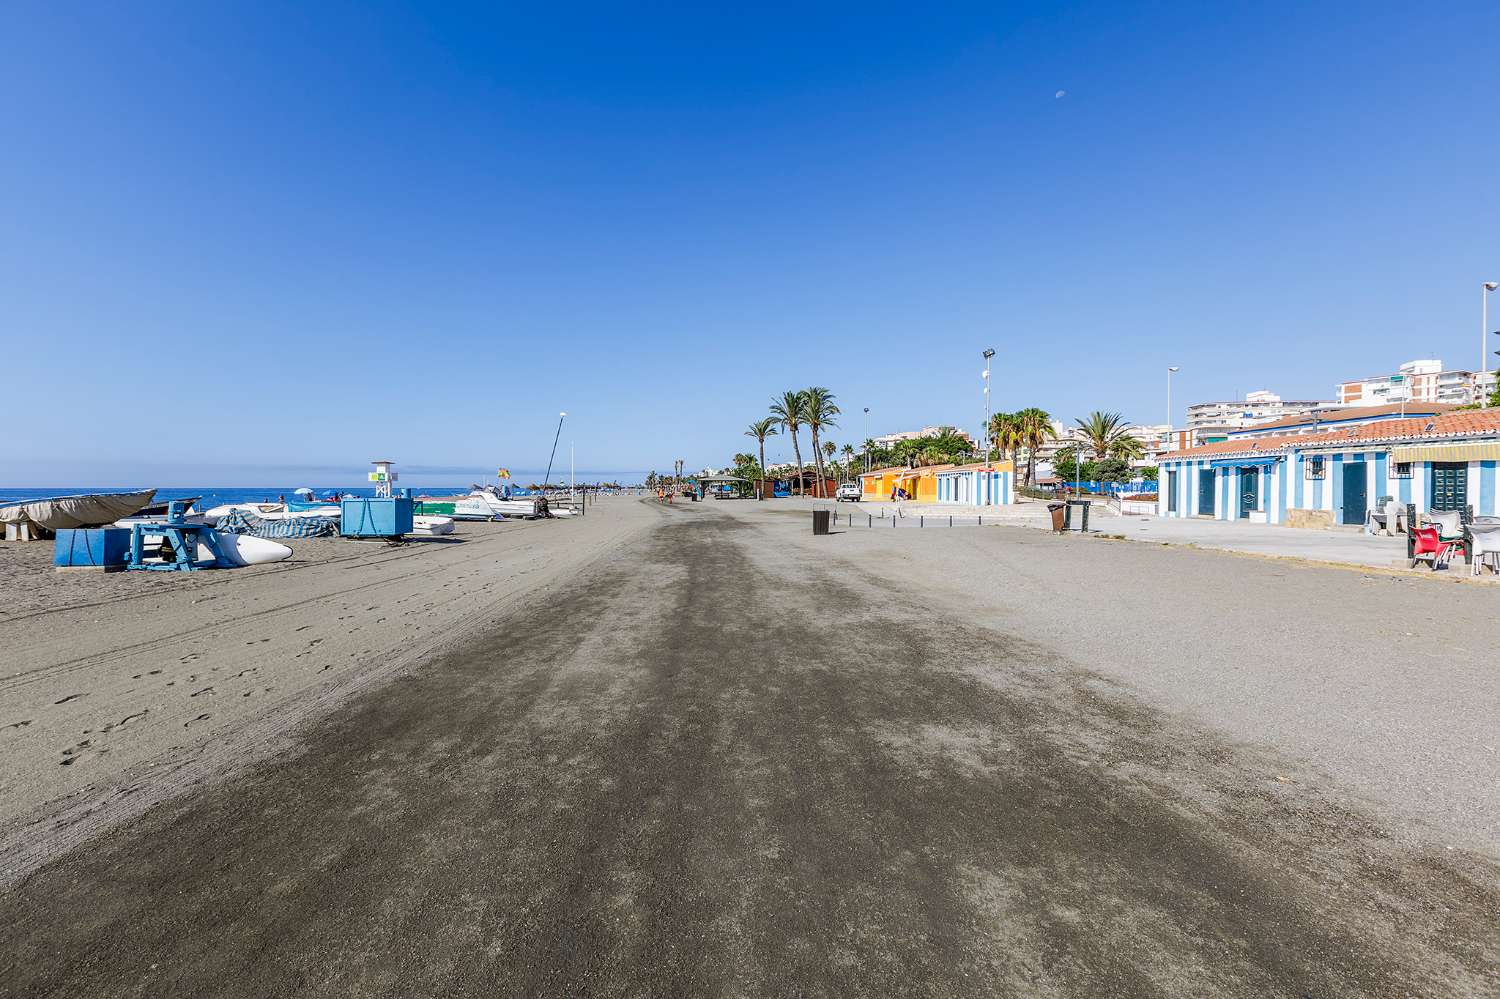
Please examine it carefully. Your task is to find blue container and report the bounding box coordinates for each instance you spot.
[54,528,132,570]
[339,497,414,538]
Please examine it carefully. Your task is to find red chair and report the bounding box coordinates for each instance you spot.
[1409,525,1462,570]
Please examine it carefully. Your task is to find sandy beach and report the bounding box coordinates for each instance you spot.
[0,498,656,885]
[2,497,1497,996]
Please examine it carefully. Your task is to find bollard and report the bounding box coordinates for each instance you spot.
[867,514,871,528]
[920,516,923,528]
[949,516,952,527]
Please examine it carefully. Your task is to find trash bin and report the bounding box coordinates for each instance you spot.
[1047,502,1066,533]
[1066,498,1091,532]
[812,509,831,536]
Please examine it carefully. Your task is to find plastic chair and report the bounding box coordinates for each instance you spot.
[1468,518,1500,576]
[1409,525,1461,571]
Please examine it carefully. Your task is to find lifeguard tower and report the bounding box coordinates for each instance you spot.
[340,459,414,539]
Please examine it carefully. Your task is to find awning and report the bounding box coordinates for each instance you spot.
[1209,456,1280,469]
[1391,441,1500,462]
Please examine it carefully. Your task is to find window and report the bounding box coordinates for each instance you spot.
[1305,455,1326,480]
[1392,461,1412,479]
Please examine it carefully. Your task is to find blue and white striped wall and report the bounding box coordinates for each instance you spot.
[935,467,1014,506]
[1155,449,1500,525]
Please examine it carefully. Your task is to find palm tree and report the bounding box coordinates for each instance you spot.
[803,387,840,498]
[1074,411,1132,464]
[841,443,856,480]
[768,390,809,496]
[744,418,779,500]
[1108,435,1145,462]
[987,412,1023,462]
[1013,408,1053,486]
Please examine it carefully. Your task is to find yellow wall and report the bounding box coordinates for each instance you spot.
[861,469,899,498]
[860,467,949,501]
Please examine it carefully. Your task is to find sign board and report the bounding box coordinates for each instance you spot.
[1390,375,1404,383]
[497,468,511,479]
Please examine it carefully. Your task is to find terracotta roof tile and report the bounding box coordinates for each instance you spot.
[1161,409,1500,461]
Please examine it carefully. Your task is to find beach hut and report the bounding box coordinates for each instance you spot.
[1155,410,1500,527]
[859,465,953,502]
[860,466,903,500]
[934,461,1015,506]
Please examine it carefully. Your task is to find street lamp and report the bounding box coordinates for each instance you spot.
[1166,366,1180,435]
[1484,283,1499,407]
[862,406,870,473]
[982,348,995,467]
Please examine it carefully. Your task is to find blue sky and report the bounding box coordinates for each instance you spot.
[2,2,1498,486]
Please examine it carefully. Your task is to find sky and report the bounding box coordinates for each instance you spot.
[2,1,1498,486]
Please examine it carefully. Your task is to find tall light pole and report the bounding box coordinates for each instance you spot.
[1484,283,1498,407]
[982,348,995,467]
[863,407,870,472]
[1166,366,1180,437]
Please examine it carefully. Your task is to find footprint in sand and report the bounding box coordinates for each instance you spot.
[184,713,211,728]
[101,710,148,733]
[6,719,32,730]
[59,740,95,766]
[53,693,85,705]
[190,687,215,698]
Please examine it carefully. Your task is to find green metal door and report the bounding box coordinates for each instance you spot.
[1238,467,1259,519]
[1429,462,1467,512]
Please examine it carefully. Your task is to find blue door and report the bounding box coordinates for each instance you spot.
[1341,462,1367,525]
[1198,470,1215,516]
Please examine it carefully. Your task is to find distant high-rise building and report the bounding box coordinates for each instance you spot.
[1184,391,1332,432]
[1336,359,1487,407]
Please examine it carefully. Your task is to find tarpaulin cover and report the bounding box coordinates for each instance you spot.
[214,510,337,539]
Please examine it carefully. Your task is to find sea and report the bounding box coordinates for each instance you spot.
[0,486,473,509]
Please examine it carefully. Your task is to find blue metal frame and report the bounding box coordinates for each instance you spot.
[127,501,232,571]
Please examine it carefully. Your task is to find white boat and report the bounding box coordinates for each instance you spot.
[202,502,341,522]
[410,515,455,536]
[452,497,503,521]
[202,502,283,518]
[1,489,157,530]
[462,489,575,518]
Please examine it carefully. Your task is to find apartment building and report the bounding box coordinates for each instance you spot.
[1336,359,1487,407]
[1185,391,1333,432]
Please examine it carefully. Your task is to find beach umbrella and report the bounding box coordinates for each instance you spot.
[293,487,314,497]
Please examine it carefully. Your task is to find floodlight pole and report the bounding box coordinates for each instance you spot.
[982,348,995,469]
[1484,282,1498,407]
